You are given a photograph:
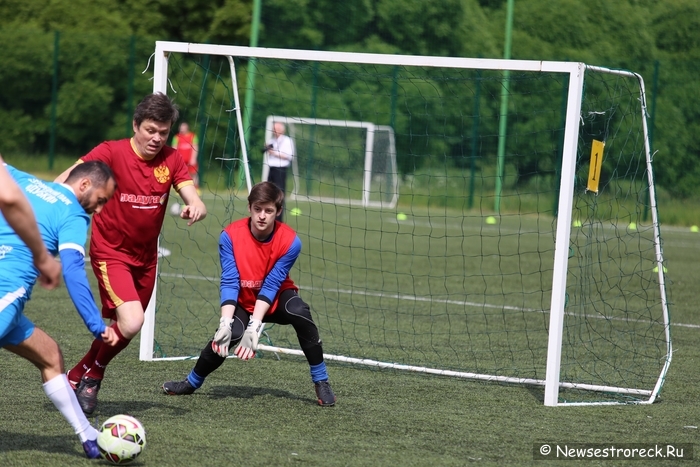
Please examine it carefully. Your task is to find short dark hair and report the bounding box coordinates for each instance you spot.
[65,161,116,190]
[248,181,284,212]
[133,92,179,127]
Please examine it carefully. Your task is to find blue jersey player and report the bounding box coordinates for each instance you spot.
[0,154,61,288]
[0,161,118,459]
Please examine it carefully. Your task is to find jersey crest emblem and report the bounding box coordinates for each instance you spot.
[154,165,170,184]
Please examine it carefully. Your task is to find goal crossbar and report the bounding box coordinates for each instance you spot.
[145,41,671,407]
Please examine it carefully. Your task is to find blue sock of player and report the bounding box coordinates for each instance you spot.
[309,362,329,383]
[187,369,205,389]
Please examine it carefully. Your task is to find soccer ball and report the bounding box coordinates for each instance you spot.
[97,414,146,464]
[170,202,182,216]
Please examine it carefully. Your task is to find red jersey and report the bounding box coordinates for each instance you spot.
[81,138,193,265]
[224,218,298,313]
[172,132,198,167]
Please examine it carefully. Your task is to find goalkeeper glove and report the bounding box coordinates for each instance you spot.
[234,319,263,361]
[211,317,234,357]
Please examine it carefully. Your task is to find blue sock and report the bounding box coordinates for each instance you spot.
[309,362,329,383]
[187,370,205,389]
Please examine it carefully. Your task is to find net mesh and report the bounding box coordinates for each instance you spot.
[151,51,669,403]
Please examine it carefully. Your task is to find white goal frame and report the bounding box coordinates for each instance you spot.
[262,115,399,208]
[142,41,671,407]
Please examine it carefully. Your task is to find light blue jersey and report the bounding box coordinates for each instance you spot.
[0,165,105,346]
[0,166,88,292]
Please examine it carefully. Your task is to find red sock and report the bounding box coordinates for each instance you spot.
[68,338,103,384]
[84,323,131,380]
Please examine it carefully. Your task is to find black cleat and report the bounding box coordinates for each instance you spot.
[76,376,101,415]
[314,381,336,407]
[163,378,196,395]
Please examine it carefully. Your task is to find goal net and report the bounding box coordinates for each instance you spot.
[262,116,398,208]
[144,42,671,406]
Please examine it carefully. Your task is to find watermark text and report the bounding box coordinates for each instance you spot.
[534,443,693,461]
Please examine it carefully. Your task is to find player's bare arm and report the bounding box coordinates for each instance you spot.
[177,184,207,225]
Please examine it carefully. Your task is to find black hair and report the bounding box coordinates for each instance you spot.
[133,92,179,127]
[65,161,116,190]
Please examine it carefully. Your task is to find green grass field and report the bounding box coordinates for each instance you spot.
[1,157,699,466]
[2,205,699,466]
[1,260,699,466]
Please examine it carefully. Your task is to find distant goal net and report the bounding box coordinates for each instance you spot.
[144,42,671,407]
[262,116,398,208]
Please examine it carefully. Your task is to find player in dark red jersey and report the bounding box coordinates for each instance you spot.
[162,181,336,406]
[171,122,199,191]
[54,92,207,414]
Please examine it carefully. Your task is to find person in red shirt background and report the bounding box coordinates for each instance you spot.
[171,122,200,193]
[54,92,208,414]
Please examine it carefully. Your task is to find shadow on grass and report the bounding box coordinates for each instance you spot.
[207,384,311,404]
[0,430,146,465]
[0,431,81,458]
[527,386,545,403]
[38,399,194,419]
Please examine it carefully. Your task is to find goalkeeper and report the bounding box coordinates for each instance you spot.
[163,181,336,406]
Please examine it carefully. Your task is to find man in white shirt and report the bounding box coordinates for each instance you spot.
[264,122,294,221]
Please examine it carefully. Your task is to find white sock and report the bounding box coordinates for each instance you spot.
[43,374,98,443]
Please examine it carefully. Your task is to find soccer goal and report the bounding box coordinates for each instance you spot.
[143,41,671,406]
[261,115,398,208]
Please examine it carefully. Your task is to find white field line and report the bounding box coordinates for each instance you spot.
[158,272,700,329]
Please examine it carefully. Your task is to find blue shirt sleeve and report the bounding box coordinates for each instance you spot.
[59,249,106,339]
[219,231,240,306]
[258,235,301,303]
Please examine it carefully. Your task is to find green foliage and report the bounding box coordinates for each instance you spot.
[0,0,698,200]
[54,80,115,148]
[209,0,253,44]
[0,28,52,153]
[511,0,654,65]
[307,0,375,48]
[652,0,700,57]
[375,0,496,57]
[41,0,131,32]
[262,0,323,48]
[0,110,45,154]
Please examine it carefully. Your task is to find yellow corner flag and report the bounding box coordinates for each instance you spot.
[587,139,605,193]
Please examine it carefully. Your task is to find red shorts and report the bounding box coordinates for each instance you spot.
[91,257,157,320]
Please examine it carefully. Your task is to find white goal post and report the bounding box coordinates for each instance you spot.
[142,41,671,407]
[261,115,399,208]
